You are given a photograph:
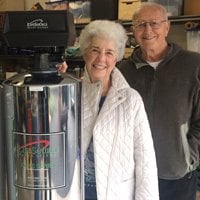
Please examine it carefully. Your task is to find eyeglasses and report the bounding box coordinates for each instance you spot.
[133,19,167,30]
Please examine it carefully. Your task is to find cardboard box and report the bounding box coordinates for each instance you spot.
[118,0,141,20]
[184,0,200,15]
[0,0,24,11]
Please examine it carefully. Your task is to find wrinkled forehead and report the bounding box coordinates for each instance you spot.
[89,36,117,49]
[134,6,166,21]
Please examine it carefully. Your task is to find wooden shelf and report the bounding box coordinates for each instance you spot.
[117,15,200,26]
[168,15,200,22]
[0,15,200,69]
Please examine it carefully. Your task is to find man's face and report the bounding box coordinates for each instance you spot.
[133,6,170,52]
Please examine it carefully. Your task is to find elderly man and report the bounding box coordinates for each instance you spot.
[117,2,200,200]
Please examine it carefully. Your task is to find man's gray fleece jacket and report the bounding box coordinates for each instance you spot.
[118,43,200,179]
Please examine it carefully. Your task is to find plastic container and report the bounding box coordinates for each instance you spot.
[148,0,183,16]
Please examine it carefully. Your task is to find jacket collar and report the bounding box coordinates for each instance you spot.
[83,66,129,90]
[131,43,182,69]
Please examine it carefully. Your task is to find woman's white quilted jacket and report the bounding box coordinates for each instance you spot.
[82,68,159,200]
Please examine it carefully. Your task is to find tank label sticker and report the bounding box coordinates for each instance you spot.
[13,132,66,189]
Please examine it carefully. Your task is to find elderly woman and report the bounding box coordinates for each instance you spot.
[79,20,159,200]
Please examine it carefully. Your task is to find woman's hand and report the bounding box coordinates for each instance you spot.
[57,61,68,73]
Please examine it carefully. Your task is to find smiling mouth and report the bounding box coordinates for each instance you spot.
[143,34,156,40]
[93,64,106,69]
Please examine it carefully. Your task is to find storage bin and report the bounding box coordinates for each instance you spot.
[148,0,183,16]
[186,30,200,53]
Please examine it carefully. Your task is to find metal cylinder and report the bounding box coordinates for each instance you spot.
[0,83,7,200]
[3,72,83,200]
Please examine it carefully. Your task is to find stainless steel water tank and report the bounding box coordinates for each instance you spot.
[3,72,83,200]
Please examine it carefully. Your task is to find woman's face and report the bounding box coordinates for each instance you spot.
[84,36,117,84]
